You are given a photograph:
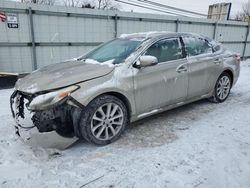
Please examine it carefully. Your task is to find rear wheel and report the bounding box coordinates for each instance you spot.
[209,72,232,103]
[78,95,128,145]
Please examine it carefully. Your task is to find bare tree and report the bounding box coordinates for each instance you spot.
[20,0,120,9]
[62,0,119,9]
[235,12,246,21]
[96,0,120,10]
[20,0,56,5]
[243,0,250,17]
[63,0,82,7]
[82,3,95,9]
[235,0,250,21]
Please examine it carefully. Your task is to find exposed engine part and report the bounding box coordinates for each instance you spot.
[71,107,83,137]
[31,105,75,137]
[31,110,55,132]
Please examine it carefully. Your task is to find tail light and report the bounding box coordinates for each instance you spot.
[235,53,241,61]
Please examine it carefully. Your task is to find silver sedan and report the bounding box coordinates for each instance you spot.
[11,31,240,145]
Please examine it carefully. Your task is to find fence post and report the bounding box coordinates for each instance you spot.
[175,19,179,32]
[213,21,218,40]
[114,14,118,38]
[243,22,250,59]
[28,7,37,71]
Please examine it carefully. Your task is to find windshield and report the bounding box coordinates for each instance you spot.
[81,38,144,64]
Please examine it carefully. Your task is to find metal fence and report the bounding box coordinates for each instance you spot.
[0,1,250,73]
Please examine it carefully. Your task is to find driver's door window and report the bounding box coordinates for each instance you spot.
[145,38,183,63]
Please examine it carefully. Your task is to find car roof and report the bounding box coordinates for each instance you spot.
[119,31,207,40]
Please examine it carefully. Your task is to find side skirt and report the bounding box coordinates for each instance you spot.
[130,93,212,122]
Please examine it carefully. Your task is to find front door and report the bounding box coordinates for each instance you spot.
[133,37,189,115]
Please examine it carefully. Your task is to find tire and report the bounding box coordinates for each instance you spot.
[208,72,232,103]
[78,95,128,145]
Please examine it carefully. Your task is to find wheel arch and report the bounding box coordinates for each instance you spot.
[222,69,234,85]
[92,91,132,121]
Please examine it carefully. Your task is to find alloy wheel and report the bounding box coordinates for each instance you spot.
[90,102,124,141]
[217,75,231,100]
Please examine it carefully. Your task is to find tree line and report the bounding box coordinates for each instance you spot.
[19,0,120,10]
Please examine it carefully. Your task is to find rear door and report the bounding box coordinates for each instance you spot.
[206,42,225,92]
[133,37,189,115]
[182,36,215,99]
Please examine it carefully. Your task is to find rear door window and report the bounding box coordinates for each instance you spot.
[182,36,212,56]
[145,38,183,63]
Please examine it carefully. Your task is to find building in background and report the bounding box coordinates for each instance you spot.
[207,3,232,20]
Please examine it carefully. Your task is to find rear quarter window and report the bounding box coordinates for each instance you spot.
[183,36,213,56]
[209,40,222,52]
[213,45,221,52]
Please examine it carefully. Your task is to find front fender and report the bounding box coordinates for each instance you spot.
[70,67,136,118]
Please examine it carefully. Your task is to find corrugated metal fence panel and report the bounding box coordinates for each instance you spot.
[36,46,94,67]
[0,47,33,72]
[216,25,246,42]
[0,13,30,43]
[0,1,249,73]
[223,43,245,54]
[245,44,250,56]
[117,20,176,36]
[178,23,214,38]
[116,11,177,35]
[33,15,114,43]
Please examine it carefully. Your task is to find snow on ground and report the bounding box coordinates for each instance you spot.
[1,60,250,188]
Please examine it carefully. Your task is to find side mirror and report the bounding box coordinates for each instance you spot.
[135,55,158,68]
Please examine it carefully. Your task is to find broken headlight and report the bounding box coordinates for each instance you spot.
[29,85,79,110]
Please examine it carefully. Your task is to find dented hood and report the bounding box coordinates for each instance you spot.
[15,61,114,94]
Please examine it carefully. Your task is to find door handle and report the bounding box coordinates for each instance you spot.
[214,58,221,64]
[176,64,188,73]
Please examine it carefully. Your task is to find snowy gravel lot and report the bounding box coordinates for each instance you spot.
[1,60,250,188]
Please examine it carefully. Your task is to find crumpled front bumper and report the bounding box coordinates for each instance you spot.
[10,90,78,149]
[16,125,78,150]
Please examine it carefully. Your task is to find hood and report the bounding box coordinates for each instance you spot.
[15,60,114,94]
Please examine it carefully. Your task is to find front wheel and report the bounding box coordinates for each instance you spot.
[78,95,128,145]
[208,72,232,103]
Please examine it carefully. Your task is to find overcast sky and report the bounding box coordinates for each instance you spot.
[115,0,248,17]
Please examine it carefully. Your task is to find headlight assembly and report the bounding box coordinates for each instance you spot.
[29,85,79,110]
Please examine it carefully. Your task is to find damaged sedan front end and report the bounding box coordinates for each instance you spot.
[10,85,83,147]
[9,37,142,146]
